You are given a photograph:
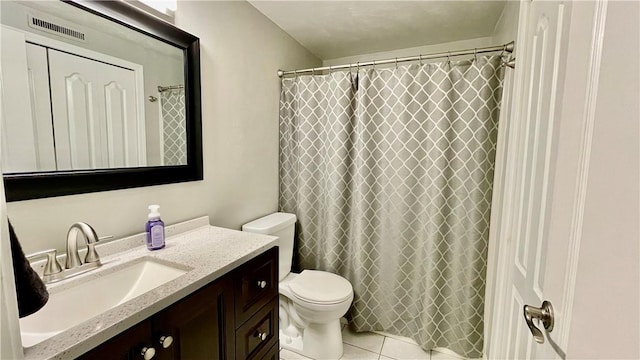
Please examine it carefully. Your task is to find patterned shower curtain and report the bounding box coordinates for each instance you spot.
[279,56,504,358]
[160,89,187,166]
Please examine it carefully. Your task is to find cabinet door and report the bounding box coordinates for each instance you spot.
[76,320,152,360]
[261,343,280,360]
[153,277,235,360]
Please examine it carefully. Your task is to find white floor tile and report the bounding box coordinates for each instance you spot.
[380,337,430,360]
[430,350,461,360]
[279,331,472,360]
[339,344,380,360]
[372,331,418,346]
[342,326,385,354]
[280,348,315,360]
[431,348,465,360]
[388,335,418,346]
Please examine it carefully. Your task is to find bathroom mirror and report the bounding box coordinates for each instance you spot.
[1,0,202,201]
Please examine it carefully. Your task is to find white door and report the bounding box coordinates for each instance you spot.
[490,1,592,359]
[48,49,145,170]
[0,33,24,359]
[491,0,639,358]
[501,1,573,358]
[0,35,57,173]
[25,43,56,172]
[0,27,38,173]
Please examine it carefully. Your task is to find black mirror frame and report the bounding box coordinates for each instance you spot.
[3,0,203,202]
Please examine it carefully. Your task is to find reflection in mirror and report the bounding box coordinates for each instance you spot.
[1,0,186,173]
[1,0,202,201]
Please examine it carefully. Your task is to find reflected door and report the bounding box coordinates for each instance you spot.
[48,49,146,170]
[0,26,49,173]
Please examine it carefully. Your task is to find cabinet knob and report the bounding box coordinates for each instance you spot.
[257,280,267,289]
[140,346,156,360]
[159,335,174,348]
[254,331,267,341]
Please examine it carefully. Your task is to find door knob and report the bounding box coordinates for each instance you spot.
[523,300,554,344]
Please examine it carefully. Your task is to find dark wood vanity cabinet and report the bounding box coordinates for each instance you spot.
[77,247,278,360]
[77,320,153,360]
[152,276,235,360]
[233,248,279,359]
[77,278,234,360]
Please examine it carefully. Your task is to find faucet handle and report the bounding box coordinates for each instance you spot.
[84,243,101,264]
[26,249,63,276]
[80,224,101,264]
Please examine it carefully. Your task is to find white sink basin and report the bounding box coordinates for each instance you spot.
[20,258,188,348]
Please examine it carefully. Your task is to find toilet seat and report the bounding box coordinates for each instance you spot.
[289,270,353,305]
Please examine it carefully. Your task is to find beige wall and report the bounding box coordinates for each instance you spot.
[491,0,519,46]
[322,36,495,68]
[567,1,639,357]
[6,1,320,254]
[320,6,519,72]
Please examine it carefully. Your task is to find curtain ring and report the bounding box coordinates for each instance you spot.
[357,62,360,72]
[474,48,478,62]
[372,60,377,70]
[395,57,398,70]
[419,54,423,66]
[329,65,334,74]
[447,51,451,64]
[294,69,298,78]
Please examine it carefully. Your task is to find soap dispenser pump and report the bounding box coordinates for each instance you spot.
[146,205,165,250]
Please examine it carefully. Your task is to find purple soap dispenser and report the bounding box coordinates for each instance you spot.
[146,205,165,250]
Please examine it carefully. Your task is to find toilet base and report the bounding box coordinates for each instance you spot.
[279,319,344,359]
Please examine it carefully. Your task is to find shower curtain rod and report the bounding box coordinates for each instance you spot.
[158,85,184,92]
[277,41,515,77]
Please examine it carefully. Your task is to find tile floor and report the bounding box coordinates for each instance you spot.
[279,324,467,360]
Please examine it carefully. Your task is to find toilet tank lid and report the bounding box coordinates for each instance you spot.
[242,212,296,234]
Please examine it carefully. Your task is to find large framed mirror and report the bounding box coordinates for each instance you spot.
[1,0,202,201]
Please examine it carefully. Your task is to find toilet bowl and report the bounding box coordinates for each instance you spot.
[243,213,353,359]
[279,270,353,359]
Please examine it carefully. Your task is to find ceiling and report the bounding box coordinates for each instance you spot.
[248,1,507,60]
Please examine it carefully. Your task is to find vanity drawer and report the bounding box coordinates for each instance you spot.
[233,246,278,325]
[235,297,278,360]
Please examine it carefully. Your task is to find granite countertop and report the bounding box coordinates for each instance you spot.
[23,218,277,360]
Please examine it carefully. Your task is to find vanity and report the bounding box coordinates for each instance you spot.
[22,218,279,360]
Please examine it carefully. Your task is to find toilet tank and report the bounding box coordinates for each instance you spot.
[242,212,296,281]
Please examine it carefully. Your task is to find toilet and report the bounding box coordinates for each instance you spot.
[243,212,353,359]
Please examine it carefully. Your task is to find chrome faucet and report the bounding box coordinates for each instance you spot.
[30,222,104,284]
[65,222,101,269]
